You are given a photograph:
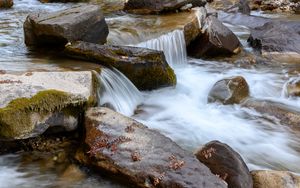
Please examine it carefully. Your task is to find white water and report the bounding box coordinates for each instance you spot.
[97,68,142,116]
[134,30,187,66]
[134,60,300,172]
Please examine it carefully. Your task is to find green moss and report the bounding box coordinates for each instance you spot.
[0,90,85,139]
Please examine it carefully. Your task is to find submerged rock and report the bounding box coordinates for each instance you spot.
[242,98,300,131]
[248,21,300,63]
[285,78,300,97]
[81,107,227,188]
[65,41,176,90]
[208,76,249,105]
[195,141,253,188]
[124,0,206,14]
[251,170,300,188]
[24,5,108,47]
[0,71,96,140]
[187,15,241,57]
[0,0,13,8]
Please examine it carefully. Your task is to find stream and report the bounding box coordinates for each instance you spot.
[1,0,300,187]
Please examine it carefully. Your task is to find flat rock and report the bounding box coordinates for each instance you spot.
[195,141,252,188]
[251,170,300,188]
[24,5,109,46]
[187,15,241,57]
[124,0,206,14]
[65,41,176,90]
[82,107,227,188]
[248,21,300,63]
[242,98,300,131]
[0,71,96,140]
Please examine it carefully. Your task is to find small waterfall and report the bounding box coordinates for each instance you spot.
[134,30,187,66]
[97,68,142,116]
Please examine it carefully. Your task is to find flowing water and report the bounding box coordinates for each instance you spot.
[1,0,300,187]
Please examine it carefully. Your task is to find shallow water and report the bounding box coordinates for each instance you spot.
[1,0,300,187]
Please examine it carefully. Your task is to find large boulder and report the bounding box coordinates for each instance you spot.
[251,170,300,188]
[187,15,241,57]
[195,141,253,188]
[242,99,300,131]
[0,0,13,8]
[208,76,249,105]
[124,0,206,14]
[65,41,176,90]
[80,107,227,188]
[247,21,300,63]
[253,0,300,13]
[284,78,300,97]
[0,71,96,140]
[24,5,109,47]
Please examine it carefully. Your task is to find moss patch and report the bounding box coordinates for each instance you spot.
[0,90,86,139]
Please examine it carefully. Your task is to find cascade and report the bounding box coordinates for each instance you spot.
[134,30,187,66]
[96,68,142,116]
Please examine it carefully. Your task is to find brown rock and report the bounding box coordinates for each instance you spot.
[208,76,249,105]
[81,107,227,188]
[64,41,176,90]
[251,170,300,188]
[285,78,300,97]
[0,0,13,8]
[195,140,253,188]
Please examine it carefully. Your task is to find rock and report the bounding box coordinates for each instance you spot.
[39,0,85,2]
[251,170,300,188]
[65,41,176,90]
[23,5,109,47]
[195,141,252,188]
[107,8,202,47]
[208,0,250,15]
[124,0,206,14]
[208,76,249,104]
[218,11,270,28]
[0,0,13,8]
[255,0,300,13]
[0,71,96,140]
[242,98,300,131]
[285,78,300,97]
[81,107,227,188]
[187,15,241,57]
[248,21,300,63]
[59,164,86,183]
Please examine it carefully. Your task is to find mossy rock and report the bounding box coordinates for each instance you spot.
[0,90,90,140]
[65,41,176,90]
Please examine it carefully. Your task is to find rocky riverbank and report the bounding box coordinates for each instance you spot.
[1,0,300,187]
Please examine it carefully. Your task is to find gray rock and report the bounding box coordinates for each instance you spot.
[208,76,249,105]
[0,71,96,140]
[81,107,227,188]
[24,5,109,46]
[248,21,300,63]
[64,41,176,90]
[187,15,241,57]
[195,141,253,188]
